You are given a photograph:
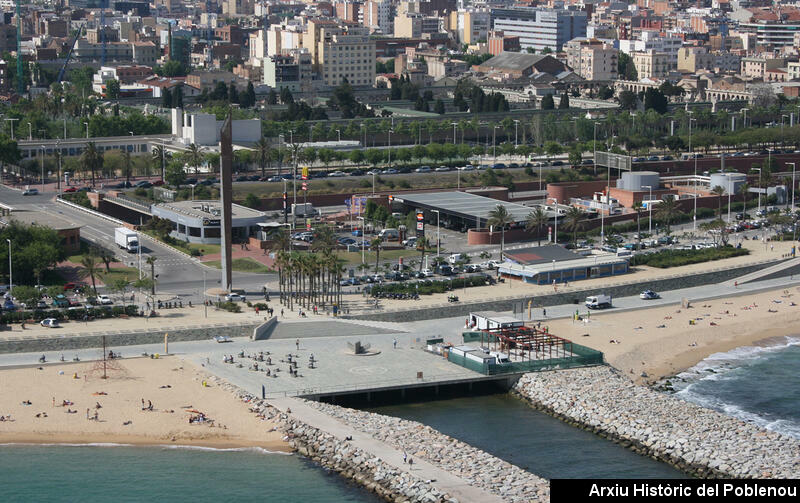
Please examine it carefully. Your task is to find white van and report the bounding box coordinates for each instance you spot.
[378,228,399,241]
[585,294,612,309]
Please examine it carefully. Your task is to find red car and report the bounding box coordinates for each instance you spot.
[151,179,164,186]
[63,187,78,193]
[63,282,77,290]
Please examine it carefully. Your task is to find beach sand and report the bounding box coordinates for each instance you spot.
[0,356,288,451]
[544,286,800,384]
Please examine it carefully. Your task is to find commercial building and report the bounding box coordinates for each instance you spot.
[491,7,587,52]
[171,109,260,147]
[564,38,618,80]
[740,57,787,80]
[151,201,265,244]
[473,52,569,80]
[498,245,629,284]
[736,6,800,48]
[394,12,443,38]
[619,31,683,65]
[72,40,157,66]
[487,31,520,56]
[363,0,392,34]
[263,50,313,93]
[450,8,491,45]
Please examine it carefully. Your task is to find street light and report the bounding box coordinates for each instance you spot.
[741,108,749,128]
[431,209,440,257]
[360,123,366,147]
[6,239,11,297]
[336,129,341,142]
[492,125,499,163]
[451,121,457,145]
[782,114,788,148]
[594,191,605,242]
[514,119,519,146]
[39,146,45,192]
[27,122,31,141]
[129,131,134,136]
[5,118,18,140]
[787,162,796,213]
[191,183,196,201]
[55,140,62,196]
[84,122,89,139]
[388,129,393,169]
[642,185,653,234]
[688,114,697,232]
[371,172,376,195]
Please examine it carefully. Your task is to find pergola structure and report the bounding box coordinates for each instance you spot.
[477,325,576,362]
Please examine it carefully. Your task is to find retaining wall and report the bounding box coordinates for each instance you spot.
[346,260,778,322]
[0,322,258,354]
[251,317,278,340]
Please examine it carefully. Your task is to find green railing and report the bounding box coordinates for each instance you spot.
[446,342,604,375]
[462,331,498,343]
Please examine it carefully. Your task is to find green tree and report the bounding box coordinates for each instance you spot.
[541,94,555,110]
[146,256,157,295]
[643,88,668,114]
[710,185,726,217]
[161,88,173,108]
[370,237,383,273]
[267,89,278,105]
[165,160,186,187]
[244,193,260,209]
[106,79,121,99]
[81,142,103,187]
[434,99,445,114]
[618,90,637,111]
[618,52,638,80]
[186,143,204,174]
[656,195,679,234]
[255,138,271,177]
[558,93,570,109]
[487,204,514,259]
[80,255,100,296]
[13,285,40,309]
[563,206,585,246]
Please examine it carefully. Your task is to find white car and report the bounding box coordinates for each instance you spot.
[415,166,432,173]
[640,290,660,300]
[224,293,244,302]
[213,335,232,343]
[97,295,114,305]
[459,165,476,171]
[40,318,60,328]
[22,188,39,196]
[328,171,347,177]
[420,269,434,277]
[435,166,451,172]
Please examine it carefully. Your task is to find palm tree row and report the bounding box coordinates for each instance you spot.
[270,226,345,312]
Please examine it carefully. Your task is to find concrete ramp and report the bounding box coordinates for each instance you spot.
[267,319,406,340]
[723,257,799,286]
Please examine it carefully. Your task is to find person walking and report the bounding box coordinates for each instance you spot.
[296,339,300,351]
[393,338,397,349]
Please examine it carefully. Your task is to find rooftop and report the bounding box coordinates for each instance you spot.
[477,52,547,71]
[393,191,536,224]
[154,200,265,220]
[504,245,584,266]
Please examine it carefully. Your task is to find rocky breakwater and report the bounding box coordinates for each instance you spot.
[307,401,550,503]
[513,366,800,478]
[200,373,452,503]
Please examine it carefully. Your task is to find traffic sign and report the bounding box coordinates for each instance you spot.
[417,221,424,230]
[301,182,308,191]
[594,151,632,171]
[301,166,309,180]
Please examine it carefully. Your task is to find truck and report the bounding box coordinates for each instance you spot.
[585,294,612,309]
[378,228,400,241]
[291,203,319,218]
[115,227,139,253]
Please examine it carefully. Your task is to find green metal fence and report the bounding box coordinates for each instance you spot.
[462,331,498,343]
[446,342,604,375]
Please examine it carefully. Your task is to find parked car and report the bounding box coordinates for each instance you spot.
[2,298,16,311]
[551,161,564,166]
[435,166,451,172]
[22,188,39,196]
[152,180,164,186]
[349,170,364,176]
[415,166,432,173]
[63,187,78,193]
[381,168,398,175]
[224,293,244,302]
[63,282,77,291]
[420,268,434,277]
[640,289,660,300]
[52,295,69,308]
[97,294,114,305]
[338,237,356,246]
[135,180,152,188]
[403,236,417,248]
[267,176,283,182]
[40,318,60,328]
[459,165,476,171]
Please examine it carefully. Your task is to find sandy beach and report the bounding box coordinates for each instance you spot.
[0,356,288,451]
[544,285,800,384]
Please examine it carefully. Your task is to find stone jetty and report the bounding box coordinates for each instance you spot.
[306,401,550,503]
[201,371,546,502]
[513,366,800,478]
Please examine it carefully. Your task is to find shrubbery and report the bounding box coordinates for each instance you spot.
[216,301,242,313]
[0,305,139,324]
[369,275,488,296]
[630,246,749,268]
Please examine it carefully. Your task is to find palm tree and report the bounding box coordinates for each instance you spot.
[370,237,383,273]
[80,255,100,296]
[710,185,726,217]
[525,206,549,246]
[186,143,203,175]
[632,201,643,251]
[562,206,585,246]
[656,195,679,234]
[416,237,430,271]
[152,145,166,179]
[82,142,102,187]
[146,256,157,295]
[256,138,271,178]
[487,204,514,260]
[121,149,133,187]
[738,183,750,216]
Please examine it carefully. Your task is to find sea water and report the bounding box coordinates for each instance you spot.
[0,444,379,503]
[671,336,800,439]
[367,394,687,479]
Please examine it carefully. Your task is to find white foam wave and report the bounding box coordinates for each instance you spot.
[0,442,292,455]
[158,444,292,455]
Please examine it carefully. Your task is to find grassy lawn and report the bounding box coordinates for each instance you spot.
[187,242,221,256]
[98,266,141,284]
[202,258,274,274]
[141,231,221,257]
[66,242,93,264]
[335,247,437,266]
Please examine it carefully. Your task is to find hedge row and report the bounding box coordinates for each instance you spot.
[1,305,139,324]
[369,275,488,296]
[630,246,749,268]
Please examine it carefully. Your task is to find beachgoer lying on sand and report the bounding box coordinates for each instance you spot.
[634,326,643,330]
[123,420,132,426]
[159,385,172,388]
[710,322,718,326]
[21,400,31,405]
[664,316,672,319]
[791,302,797,306]
[768,308,778,313]
[689,342,697,346]
[657,324,666,328]
[66,408,76,414]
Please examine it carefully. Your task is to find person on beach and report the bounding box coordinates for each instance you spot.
[403,451,407,463]
[296,339,300,350]
[408,457,413,468]
[393,338,397,349]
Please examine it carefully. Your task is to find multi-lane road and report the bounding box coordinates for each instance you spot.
[0,185,274,299]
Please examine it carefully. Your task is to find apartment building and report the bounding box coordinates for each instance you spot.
[565,38,618,80]
[263,50,313,93]
[740,57,786,80]
[363,0,392,34]
[632,50,671,79]
[318,27,376,87]
[449,8,491,45]
[394,11,442,38]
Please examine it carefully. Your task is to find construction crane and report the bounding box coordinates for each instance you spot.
[57,24,85,84]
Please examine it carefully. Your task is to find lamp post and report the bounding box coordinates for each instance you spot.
[788,162,796,213]
[642,185,653,234]
[27,122,32,141]
[6,239,11,297]
[741,108,749,128]
[371,172,376,195]
[336,129,341,142]
[451,122,457,145]
[360,123,366,147]
[56,140,62,196]
[594,191,605,243]
[39,146,45,192]
[191,183,196,201]
[203,269,207,318]
[84,122,89,139]
[514,119,519,146]
[753,167,762,215]
[129,131,134,136]
[782,114,788,148]
[688,114,697,232]
[431,209,440,257]
[5,118,18,140]
[492,125,499,163]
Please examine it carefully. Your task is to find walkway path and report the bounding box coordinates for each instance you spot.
[270,396,505,503]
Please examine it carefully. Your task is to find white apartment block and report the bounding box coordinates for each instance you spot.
[632,50,672,79]
[318,28,376,87]
[363,0,392,35]
[565,38,618,80]
[619,30,683,64]
[454,8,491,45]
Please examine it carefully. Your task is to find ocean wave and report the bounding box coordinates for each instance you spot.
[0,442,292,455]
[158,444,292,455]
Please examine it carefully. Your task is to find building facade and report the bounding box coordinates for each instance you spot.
[565,38,618,80]
[263,50,313,92]
[318,27,376,87]
[491,7,587,52]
